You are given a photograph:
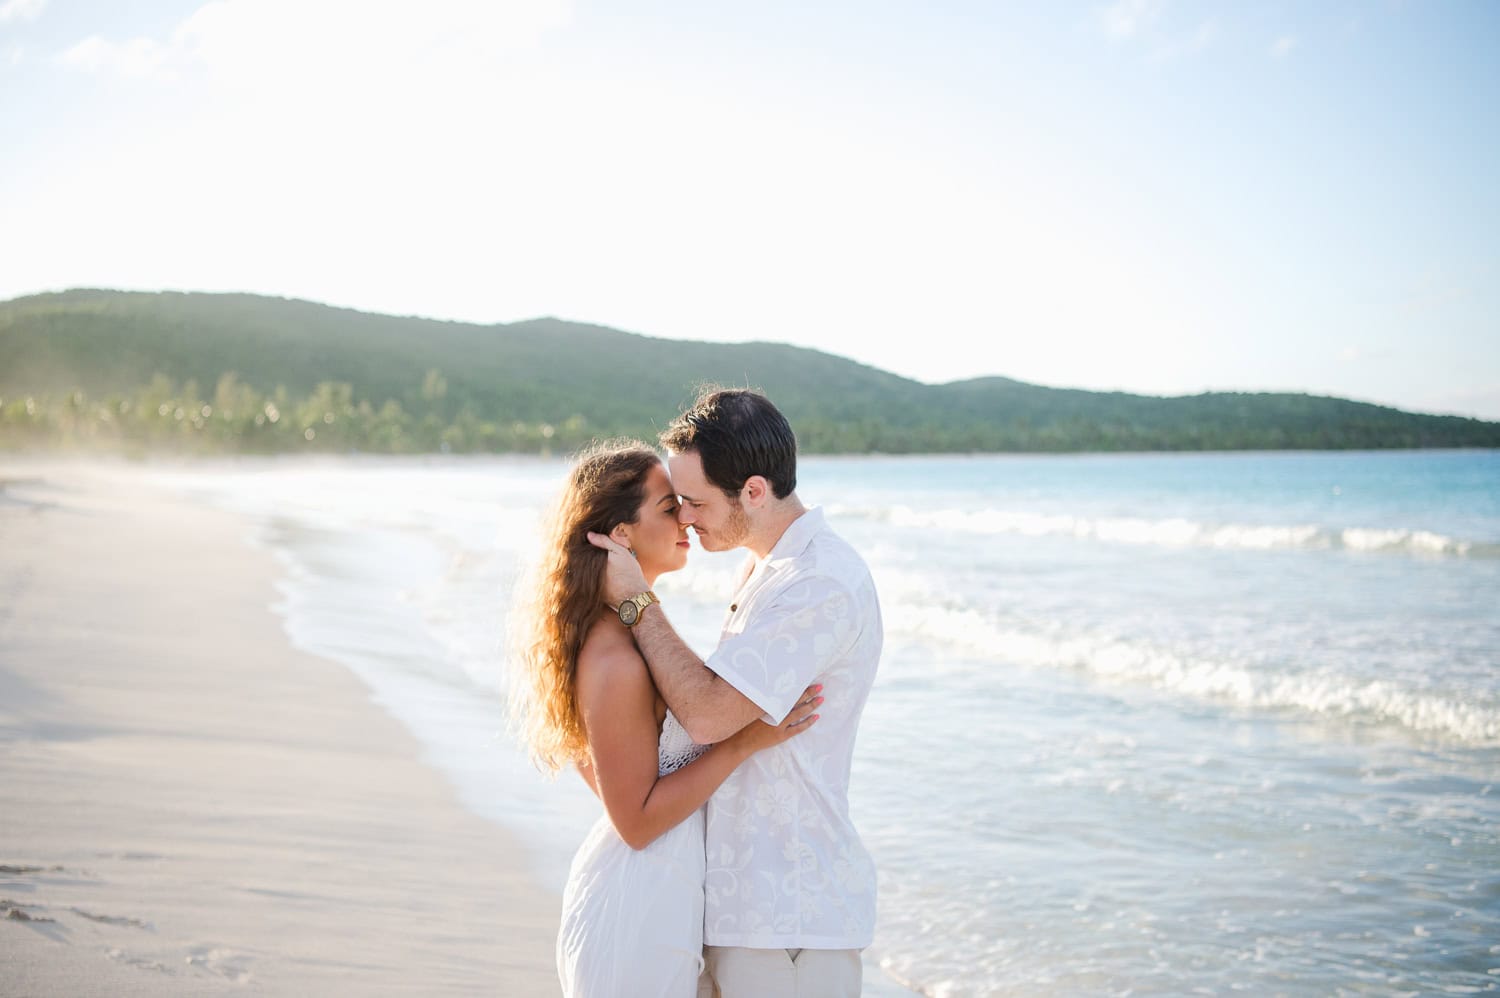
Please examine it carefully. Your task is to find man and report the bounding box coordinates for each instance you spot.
[588,387,883,998]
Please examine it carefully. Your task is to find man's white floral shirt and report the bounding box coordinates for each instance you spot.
[703,507,882,949]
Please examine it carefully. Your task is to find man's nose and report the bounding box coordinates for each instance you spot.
[678,504,695,525]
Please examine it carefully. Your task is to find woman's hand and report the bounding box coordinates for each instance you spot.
[728,684,823,756]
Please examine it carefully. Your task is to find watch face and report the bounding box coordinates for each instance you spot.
[619,600,640,626]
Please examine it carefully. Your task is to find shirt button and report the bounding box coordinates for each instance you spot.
[730,603,738,612]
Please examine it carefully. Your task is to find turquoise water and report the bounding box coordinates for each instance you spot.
[159,449,1500,996]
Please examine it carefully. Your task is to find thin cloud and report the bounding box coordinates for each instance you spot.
[1094,1,1212,63]
[1270,35,1298,59]
[0,0,48,24]
[1096,0,1166,40]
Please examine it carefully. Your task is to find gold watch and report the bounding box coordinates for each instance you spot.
[617,590,659,627]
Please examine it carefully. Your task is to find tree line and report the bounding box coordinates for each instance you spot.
[4,289,1498,455]
[0,373,599,456]
[7,368,1498,456]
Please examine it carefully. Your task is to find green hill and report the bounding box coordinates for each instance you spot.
[2,288,1496,455]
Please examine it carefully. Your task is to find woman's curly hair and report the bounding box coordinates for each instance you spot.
[509,440,661,773]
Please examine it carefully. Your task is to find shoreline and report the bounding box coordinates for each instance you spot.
[6,451,1495,994]
[0,459,559,994]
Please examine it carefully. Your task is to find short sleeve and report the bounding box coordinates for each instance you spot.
[705,574,858,724]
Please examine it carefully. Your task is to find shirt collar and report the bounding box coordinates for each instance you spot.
[761,506,825,569]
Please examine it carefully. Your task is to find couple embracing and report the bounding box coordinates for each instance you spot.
[513,387,883,997]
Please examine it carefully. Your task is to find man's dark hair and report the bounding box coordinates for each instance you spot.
[659,387,797,500]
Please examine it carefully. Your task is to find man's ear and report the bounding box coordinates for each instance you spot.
[742,475,770,509]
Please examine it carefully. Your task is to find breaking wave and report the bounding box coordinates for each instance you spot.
[887,599,1500,747]
[833,504,1493,558]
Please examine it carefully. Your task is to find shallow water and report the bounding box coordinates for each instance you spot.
[156,449,1500,996]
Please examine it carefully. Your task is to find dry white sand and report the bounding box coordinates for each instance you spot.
[0,461,559,995]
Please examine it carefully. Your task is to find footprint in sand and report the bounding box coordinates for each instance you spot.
[184,946,254,983]
[3,901,57,923]
[2,899,70,943]
[1,863,99,887]
[106,948,174,976]
[70,907,155,930]
[0,864,65,875]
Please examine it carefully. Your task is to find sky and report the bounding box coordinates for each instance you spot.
[2,0,1497,418]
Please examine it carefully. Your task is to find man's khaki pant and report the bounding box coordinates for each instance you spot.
[698,946,862,998]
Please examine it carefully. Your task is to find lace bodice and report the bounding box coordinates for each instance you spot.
[658,710,707,776]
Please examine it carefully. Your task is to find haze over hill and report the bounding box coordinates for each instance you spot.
[3,289,1497,455]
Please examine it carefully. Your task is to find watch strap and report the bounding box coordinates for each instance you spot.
[619,590,659,626]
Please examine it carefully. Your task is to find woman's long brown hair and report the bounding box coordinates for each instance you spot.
[510,440,662,773]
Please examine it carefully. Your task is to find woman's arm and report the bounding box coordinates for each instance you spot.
[574,640,819,851]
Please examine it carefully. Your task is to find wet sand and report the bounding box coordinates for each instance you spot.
[0,461,559,995]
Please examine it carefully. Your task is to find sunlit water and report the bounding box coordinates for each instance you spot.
[154,450,1500,996]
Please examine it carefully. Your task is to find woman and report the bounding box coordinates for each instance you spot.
[511,441,821,997]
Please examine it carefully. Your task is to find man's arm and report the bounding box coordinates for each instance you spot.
[630,602,767,744]
[586,531,765,743]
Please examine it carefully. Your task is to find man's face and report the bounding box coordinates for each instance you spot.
[667,449,750,552]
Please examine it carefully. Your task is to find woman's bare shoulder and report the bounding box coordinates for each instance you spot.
[575,618,649,697]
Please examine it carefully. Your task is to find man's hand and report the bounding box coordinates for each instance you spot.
[585,532,651,606]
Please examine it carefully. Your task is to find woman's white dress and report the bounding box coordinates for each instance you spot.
[557,711,709,997]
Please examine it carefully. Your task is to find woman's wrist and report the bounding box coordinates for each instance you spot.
[723,727,757,764]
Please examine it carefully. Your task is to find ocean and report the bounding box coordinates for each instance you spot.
[154,449,1500,996]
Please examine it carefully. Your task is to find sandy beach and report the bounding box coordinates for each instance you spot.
[0,460,559,996]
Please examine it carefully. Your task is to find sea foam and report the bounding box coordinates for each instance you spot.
[882,588,1500,747]
[834,504,1490,558]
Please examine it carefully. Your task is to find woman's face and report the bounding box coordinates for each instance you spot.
[616,462,690,581]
